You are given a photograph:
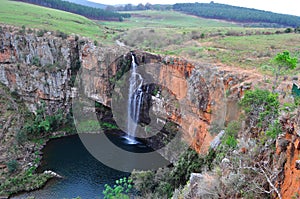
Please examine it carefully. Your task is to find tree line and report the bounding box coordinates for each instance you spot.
[107,3,172,11]
[14,0,131,21]
[173,2,300,27]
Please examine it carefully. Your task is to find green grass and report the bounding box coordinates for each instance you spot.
[100,10,239,29]
[0,1,299,74]
[0,0,104,40]
[206,33,300,69]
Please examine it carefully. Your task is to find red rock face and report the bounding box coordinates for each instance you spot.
[0,48,12,63]
[158,59,212,153]
[278,113,300,198]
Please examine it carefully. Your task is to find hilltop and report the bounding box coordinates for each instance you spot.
[173,2,300,27]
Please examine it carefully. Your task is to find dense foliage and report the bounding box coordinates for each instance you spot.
[14,0,130,21]
[240,89,279,130]
[109,3,172,11]
[131,148,214,198]
[103,177,133,199]
[17,102,69,143]
[173,2,300,27]
[64,0,106,9]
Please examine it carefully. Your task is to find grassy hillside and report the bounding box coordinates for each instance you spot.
[0,1,298,75]
[100,10,239,29]
[100,10,300,74]
[100,10,241,45]
[174,2,300,27]
[0,0,104,39]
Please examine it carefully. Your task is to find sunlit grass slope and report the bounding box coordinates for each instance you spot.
[0,0,104,39]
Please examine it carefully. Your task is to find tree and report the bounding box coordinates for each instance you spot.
[272,50,298,91]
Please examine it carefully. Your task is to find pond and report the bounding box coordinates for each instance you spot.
[13,132,167,199]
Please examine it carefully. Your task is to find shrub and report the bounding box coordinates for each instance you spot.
[6,160,19,173]
[37,30,45,37]
[131,170,155,195]
[284,28,293,33]
[16,130,28,145]
[223,135,238,148]
[56,30,68,39]
[103,177,132,199]
[266,120,282,139]
[240,89,279,129]
[32,56,40,66]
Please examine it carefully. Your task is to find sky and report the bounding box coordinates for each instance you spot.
[89,0,300,16]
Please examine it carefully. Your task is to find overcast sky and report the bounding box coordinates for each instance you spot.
[89,0,299,16]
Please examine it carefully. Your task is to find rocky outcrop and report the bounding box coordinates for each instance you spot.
[0,29,254,155]
[276,110,300,198]
[1,29,298,198]
[78,47,252,153]
[0,30,74,113]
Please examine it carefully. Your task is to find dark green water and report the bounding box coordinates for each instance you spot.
[13,132,165,199]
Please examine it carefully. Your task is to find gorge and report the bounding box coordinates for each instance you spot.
[0,27,299,198]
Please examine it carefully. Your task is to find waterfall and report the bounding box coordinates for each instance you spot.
[125,54,143,144]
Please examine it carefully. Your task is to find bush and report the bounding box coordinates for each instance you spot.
[131,170,155,195]
[37,30,45,37]
[223,135,238,148]
[266,120,282,139]
[6,160,19,173]
[32,56,40,66]
[284,28,293,33]
[220,120,241,148]
[56,30,68,39]
[103,177,132,199]
[240,89,279,129]
[16,130,28,145]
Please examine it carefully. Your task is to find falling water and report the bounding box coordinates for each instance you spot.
[125,54,143,144]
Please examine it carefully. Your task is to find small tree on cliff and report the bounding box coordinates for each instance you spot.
[272,50,297,91]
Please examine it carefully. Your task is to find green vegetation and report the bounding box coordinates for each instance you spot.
[6,160,19,174]
[103,177,133,199]
[0,172,52,196]
[131,148,215,198]
[272,50,298,89]
[240,89,279,130]
[110,3,172,11]
[265,120,282,139]
[14,0,130,21]
[0,0,104,40]
[100,10,300,73]
[18,102,69,142]
[173,2,300,27]
[222,121,241,148]
[101,10,238,29]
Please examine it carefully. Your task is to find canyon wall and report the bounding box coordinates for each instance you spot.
[0,30,254,153]
[1,31,299,197]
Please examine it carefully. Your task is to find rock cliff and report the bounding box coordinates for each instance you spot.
[0,29,298,198]
[0,29,259,154]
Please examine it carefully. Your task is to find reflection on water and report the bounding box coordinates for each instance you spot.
[13,132,164,199]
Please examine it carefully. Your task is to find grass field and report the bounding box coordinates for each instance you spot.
[100,10,300,73]
[0,0,104,40]
[100,10,239,29]
[0,1,299,74]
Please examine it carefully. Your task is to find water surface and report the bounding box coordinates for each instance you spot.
[13,132,164,199]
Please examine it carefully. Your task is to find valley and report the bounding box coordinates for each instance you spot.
[0,0,299,198]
